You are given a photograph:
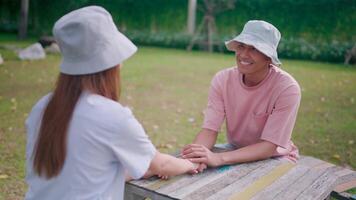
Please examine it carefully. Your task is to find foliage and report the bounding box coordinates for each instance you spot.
[0,0,354,62]
[1,0,354,39]
[124,31,355,63]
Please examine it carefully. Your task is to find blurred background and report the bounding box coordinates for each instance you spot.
[1,0,355,63]
[0,0,355,199]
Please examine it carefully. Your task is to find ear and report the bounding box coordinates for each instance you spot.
[264,56,272,65]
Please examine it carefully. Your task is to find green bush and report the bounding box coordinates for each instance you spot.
[278,38,353,63]
[1,0,354,63]
[126,31,354,64]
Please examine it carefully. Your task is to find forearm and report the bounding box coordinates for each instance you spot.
[145,152,193,178]
[193,129,218,149]
[159,154,194,176]
[217,141,277,165]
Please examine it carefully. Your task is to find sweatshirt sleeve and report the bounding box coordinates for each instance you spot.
[260,85,301,148]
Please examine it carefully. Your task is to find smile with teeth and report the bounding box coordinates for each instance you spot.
[239,60,253,65]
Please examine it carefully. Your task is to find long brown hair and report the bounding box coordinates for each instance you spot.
[33,66,120,179]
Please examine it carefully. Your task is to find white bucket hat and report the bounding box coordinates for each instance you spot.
[53,6,137,75]
[225,20,281,65]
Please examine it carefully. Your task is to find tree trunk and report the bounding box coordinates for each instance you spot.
[187,0,197,35]
[19,0,29,39]
[207,15,214,53]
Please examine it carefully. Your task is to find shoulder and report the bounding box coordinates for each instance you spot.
[79,93,147,140]
[27,93,53,118]
[77,92,134,124]
[271,65,301,94]
[211,66,237,85]
[33,93,53,110]
[214,66,237,78]
[25,93,53,132]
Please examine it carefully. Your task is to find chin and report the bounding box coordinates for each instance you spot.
[237,65,250,74]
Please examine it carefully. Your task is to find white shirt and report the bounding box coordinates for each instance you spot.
[25,91,156,200]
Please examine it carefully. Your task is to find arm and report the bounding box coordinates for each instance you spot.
[183,140,277,167]
[143,151,198,179]
[192,128,218,149]
[219,141,277,164]
[184,84,301,167]
[182,71,226,170]
[181,129,217,171]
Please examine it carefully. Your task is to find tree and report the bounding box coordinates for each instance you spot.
[187,0,197,35]
[19,0,29,39]
[187,0,235,52]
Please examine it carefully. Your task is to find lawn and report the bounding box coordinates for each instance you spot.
[0,38,355,199]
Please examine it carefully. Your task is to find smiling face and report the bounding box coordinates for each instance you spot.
[231,42,271,77]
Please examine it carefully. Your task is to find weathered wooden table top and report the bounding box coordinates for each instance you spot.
[125,149,356,200]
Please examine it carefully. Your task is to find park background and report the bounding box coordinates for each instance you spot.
[0,0,355,199]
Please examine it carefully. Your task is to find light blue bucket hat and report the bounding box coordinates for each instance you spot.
[225,20,281,65]
[53,6,137,75]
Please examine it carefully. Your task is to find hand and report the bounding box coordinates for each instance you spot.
[187,160,200,174]
[196,163,207,173]
[181,144,222,167]
[157,159,199,179]
[157,174,169,180]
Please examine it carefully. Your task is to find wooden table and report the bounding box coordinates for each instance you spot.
[125,148,356,200]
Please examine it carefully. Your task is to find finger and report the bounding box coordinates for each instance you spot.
[182,147,203,155]
[183,144,205,151]
[189,157,207,163]
[181,145,191,152]
[189,169,198,174]
[188,144,205,148]
[158,174,168,180]
[182,148,206,157]
[183,151,207,159]
[198,163,207,172]
[182,143,199,150]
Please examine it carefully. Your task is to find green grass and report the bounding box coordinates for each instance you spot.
[0,40,355,199]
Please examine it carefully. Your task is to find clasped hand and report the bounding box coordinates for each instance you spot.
[181,144,221,173]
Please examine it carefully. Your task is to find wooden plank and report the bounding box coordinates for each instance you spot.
[167,166,234,199]
[125,183,177,200]
[334,180,356,193]
[204,158,283,200]
[335,168,355,177]
[228,162,295,200]
[296,166,339,200]
[127,153,356,200]
[332,166,356,192]
[183,159,272,200]
[146,175,187,191]
[130,173,188,190]
[157,165,231,197]
[335,169,356,186]
[250,156,325,200]
[130,175,162,187]
[273,162,336,200]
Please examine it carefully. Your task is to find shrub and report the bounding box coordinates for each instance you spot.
[126,31,354,64]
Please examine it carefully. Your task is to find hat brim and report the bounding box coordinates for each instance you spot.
[225,34,281,65]
[60,30,137,75]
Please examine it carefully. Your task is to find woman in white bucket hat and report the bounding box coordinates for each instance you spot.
[182,20,301,172]
[25,6,197,200]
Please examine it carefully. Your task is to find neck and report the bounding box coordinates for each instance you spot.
[243,67,270,87]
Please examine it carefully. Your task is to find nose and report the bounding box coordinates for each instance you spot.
[236,47,249,59]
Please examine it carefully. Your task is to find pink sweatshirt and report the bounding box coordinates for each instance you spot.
[202,65,301,161]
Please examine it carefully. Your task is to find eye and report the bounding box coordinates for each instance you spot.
[251,47,259,53]
[236,43,244,50]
